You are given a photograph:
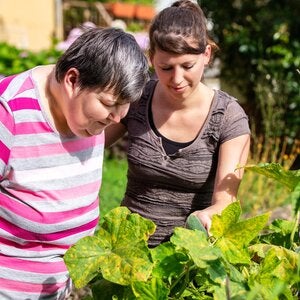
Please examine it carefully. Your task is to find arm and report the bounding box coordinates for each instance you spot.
[0,101,14,180]
[105,123,127,148]
[193,133,250,231]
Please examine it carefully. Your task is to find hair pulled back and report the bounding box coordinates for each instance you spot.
[149,0,217,59]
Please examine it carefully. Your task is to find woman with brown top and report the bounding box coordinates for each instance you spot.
[105,0,251,247]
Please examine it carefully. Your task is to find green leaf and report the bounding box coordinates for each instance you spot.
[269,219,296,234]
[64,207,156,288]
[185,214,208,237]
[213,279,249,300]
[150,242,189,283]
[211,202,269,245]
[244,162,300,192]
[171,227,219,268]
[244,162,300,215]
[101,206,156,243]
[131,277,169,300]
[210,202,270,264]
[243,280,293,300]
[205,259,227,285]
[261,219,299,248]
[64,235,110,288]
[224,214,270,246]
[91,278,130,300]
[215,239,251,265]
[249,246,300,298]
[290,182,300,213]
[210,201,241,237]
[250,244,300,271]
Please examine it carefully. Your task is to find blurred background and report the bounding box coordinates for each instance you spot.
[0,0,299,218]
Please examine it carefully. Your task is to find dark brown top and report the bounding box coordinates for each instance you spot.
[121,80,250,246]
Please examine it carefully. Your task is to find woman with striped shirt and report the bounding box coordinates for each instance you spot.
[0,27,149,299]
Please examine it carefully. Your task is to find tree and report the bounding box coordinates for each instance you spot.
[199,0,300,142]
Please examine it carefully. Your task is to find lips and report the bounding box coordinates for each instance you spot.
[171,85,187,93]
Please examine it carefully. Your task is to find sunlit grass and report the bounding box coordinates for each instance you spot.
[238,137,299,217]
[99,156,127,220]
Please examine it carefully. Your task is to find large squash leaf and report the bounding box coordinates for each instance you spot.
[210,202,270,264]
[131,277,169,300]
[64,207,156,288]
[244,162,299,191]
[171,227,220,268]
[150,242,189,282]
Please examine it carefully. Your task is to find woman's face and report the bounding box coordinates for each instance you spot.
[66,88,129,137]
[151,46,211,100]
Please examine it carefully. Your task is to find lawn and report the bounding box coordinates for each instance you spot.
[99,156,128,219]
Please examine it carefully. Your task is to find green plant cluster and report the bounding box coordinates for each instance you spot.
[0,42,62,77]
[64,163,300,299]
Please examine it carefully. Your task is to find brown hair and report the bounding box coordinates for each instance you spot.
[149,0,218,61]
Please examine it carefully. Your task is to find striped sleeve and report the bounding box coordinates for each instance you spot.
[0,99,14,180]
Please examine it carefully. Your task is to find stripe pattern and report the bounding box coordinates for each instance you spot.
[0,70,103,299]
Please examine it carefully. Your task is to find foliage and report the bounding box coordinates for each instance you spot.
[237,137,299,214]
[0,42,62,76]
[242,163,299,229]
[65,163,300,299]
[199,0,300,141]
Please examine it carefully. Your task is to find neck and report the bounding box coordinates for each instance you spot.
[45,68,72,136]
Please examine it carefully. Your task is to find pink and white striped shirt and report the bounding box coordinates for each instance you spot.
[0,69,103,299]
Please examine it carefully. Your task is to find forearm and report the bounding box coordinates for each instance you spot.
[104,123,127,148]
[192,134,250,230]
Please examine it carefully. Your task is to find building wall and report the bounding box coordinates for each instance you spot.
[0,0,61,51]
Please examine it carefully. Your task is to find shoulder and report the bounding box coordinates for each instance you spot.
[139,79,157,104]
[127,79,157,113]
[214,90,250,142]
[215,89,248,117]
[0,70,36,108]
[216,89,240,106]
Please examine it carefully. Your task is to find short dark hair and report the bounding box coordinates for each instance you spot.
[55,27,149,103]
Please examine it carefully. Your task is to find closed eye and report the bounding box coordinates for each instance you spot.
[99,98,117,107]
[160,64,194,71]
[183,65,194,70]
[161,66,172,71]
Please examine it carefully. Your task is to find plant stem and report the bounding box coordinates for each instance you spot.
[169,262,197,297]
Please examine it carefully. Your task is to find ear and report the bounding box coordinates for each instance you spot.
[203,45,212,65]
[64,68,80,94]
[147,49,154,67]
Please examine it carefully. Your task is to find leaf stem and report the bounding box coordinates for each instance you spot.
[169,261,197,297]
[290,210,299,249]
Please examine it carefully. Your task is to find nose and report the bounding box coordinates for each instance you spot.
[107,103,130,124]
[108,113,122,124]
[172,67,184,85]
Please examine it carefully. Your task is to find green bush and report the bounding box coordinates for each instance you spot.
[200,0,300,141]
[0,42,62,76]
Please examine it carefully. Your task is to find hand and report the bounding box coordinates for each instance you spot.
[191,210,212,233]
